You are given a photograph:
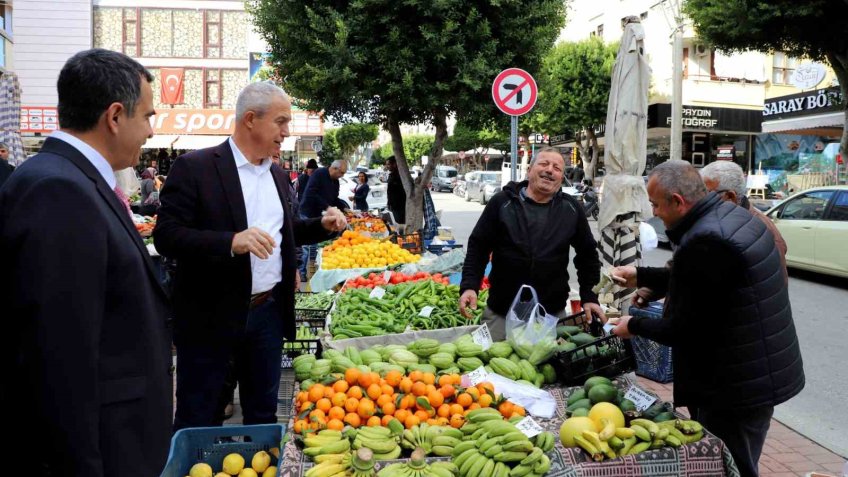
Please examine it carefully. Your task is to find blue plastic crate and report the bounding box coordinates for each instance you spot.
[629,302,674,383]
[160,424,285,477]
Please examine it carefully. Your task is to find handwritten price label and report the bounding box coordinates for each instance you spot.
[471,323,493,351]
[383,271,393,282]
[465,366,489,386]
[515,417,544,438]
[369,287,386,299]
[624,386,657,411]
[419,306,435,318]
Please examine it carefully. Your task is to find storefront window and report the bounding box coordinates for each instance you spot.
[772,52,798,85]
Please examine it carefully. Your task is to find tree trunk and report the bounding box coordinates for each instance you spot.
[826,50,848,168]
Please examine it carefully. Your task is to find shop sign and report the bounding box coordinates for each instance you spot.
[665,107,719,129]
[649,104,761,133]
[790,63,827,90]
[21,106,58,134]
[763,87,842,119]
[149,109,323,136]
[717,145,735,160]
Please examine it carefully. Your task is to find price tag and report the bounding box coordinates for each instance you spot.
[383,271,393,282]
[366,222,373,228]
[623,386,657,411]
[602,322,616,335]
[471,323,493,351]
[515,416,544,438]
[465,366,489,386]
[369,286,386,299]
[419,306,434,317]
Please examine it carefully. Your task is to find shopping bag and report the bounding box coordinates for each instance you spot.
[505,285,559,365]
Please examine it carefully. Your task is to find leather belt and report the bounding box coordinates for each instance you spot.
[249,290,273,309]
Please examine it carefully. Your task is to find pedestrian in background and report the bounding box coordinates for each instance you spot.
[296,158,318,198]
[139,166,159,216]
[0,48,171,477]
[610,160,804,477]
[385,156,406,224]
[350,171,370,211]
[298,159,348,278]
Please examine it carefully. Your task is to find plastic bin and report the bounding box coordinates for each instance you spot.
[283,292,332,367]
[553,312,636,386]
[160,424,285,477]
[392,230,423,254]
[629,302,673,383]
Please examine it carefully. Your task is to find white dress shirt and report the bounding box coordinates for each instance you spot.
[230,138,285,294]
[51,130,116,189]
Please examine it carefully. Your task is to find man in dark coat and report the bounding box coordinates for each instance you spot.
[611,160,804,477]
[296,158,318,198]
[154,81,347,430]
[385,156,406,224]
[0,141,14,188]
[0,49,171,477]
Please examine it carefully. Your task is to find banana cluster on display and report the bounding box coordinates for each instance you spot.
[351,425,403,460]
[574,418,704,462]
[451,409,555,477]
[306,447,379,477]
[400,423,464,456]
[378,448,459,477]
[303,430,352,459]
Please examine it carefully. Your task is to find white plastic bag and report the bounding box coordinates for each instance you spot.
[639,221,658,251]
[505,286,559,364]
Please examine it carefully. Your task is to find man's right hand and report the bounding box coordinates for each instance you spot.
[609,266,638,288]
[459,289,478,318]
[232,227,276,259]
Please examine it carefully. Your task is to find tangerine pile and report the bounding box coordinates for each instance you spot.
[293,368,525,434]
[321,231,419,270]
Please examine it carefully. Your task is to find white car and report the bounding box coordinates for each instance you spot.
[339,173,388,210]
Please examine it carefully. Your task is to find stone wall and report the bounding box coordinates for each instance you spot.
[222,70,248,108]
[93,7,123,53]
[222,11,248,59]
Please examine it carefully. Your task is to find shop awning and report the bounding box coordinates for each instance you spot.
[142,135,179,149]
[281,136,299,151]
[762,111,844,134]
[171,135,229,150]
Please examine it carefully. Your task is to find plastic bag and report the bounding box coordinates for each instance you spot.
[639,221,658,251]
[505,285,559,365]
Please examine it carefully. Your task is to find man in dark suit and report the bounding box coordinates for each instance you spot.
[0,49,171,477]
[0,141,14,188]
[154,81,347,430]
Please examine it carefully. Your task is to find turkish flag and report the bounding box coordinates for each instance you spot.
[160,68,184,105]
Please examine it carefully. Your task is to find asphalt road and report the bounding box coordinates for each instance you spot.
[432,190,848,458]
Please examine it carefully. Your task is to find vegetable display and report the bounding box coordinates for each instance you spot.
[344,272,450,289]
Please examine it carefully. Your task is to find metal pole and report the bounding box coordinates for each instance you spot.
[510,115,518,182]
[670,23,684,161]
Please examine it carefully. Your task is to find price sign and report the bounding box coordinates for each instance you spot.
[465,366,489,386]
[603,322,616,335]
[515,416,544,438]
[366,222,373,228]
[369,287,386,299]
[624,386,657,411]
[471,323,493,351]
[419,306,435,318]
[383,271,393,282]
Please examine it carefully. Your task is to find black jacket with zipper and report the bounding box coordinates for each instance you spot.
[460,180,601,315]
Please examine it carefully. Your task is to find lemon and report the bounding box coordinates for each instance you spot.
[262,467,277,477]
[189,463,213,477]
[215,473,230,477]
[222,453,245,475]
[251,451,271,473]
[239,469,258,477]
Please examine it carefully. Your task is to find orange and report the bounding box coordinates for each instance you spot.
[345,368,361,386]
[450,374,462,385]
[333,380,350,394]
[425,384,437,395]
[344,413,361,428]
[376,394,393,407]
[428,390,444,408]
[411,382,427,397]
[449,404,464,416]
[422,372,436,386]
[381,384,394,396]
[399,378,413,394]
[357,399,376,418]
[328,406,346,421]
[394,409,410,423]
[385,370,403,387]
[477,381,495,396]
[367,416,382,427]
[297,391,309,404]
[381,402,396,416]
[456,393,473,408]
[308,384,325,403]
[358,372,375,388]
[427,418,438,426]
[381,415,395,427]
[438,374,453,387]
[512,405,526,417]
[400,394,415,410]
[370,372,381,387]
[478,394,493,408]
[466,387,480,402]
[348,386,363,400]
[468,403,481,411]
[308,409,326,422]
[498,401,514,418]
[437,404,451,418]
[450,414,465,428]
[327,418,344,431]
[299,401,314,413]
[436,417,450,426]
[345,397,360,413]
[331,392,347,408]
[323,386,335,399]
[293,419,307,433]
[408,370,424,383]
[414,410,430,422]
[404,414,420,429]
[316,398,332,413]
[440,384,456,399]
[367,383,382,401]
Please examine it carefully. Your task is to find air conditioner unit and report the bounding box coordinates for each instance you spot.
[695,44,709,57]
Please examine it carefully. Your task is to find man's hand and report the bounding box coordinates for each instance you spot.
[583,302,607,324]
[232,227,276,259]
[610,266,638,288]
[632,287,654,308]
[321,207,347,232]
[459,290,478,318]
[612,315,634,339]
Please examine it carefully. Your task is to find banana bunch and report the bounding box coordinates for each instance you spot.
[453,415,551,477]
[303,430,352,459]
[531,432,557,453]
[378,448,458,477]
[351,425,402,460]
[401,423,464,456]
[305,449,351,477]
[574,418,706,462]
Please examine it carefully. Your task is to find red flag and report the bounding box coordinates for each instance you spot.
[160,68,184,105]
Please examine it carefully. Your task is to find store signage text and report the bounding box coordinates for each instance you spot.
[150,109,236,135]
[790,63,827,90]
[666,108,719,128]
[763,89,837,117]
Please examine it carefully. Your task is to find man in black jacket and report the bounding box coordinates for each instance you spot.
[0,142,14,189]
[386,156,406,224]
[296,158,318,198]
[611,160,804,477]
[459,148,604,340]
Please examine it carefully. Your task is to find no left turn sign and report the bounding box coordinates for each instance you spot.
[492,68,538,116]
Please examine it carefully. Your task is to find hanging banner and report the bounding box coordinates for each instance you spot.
[160,68,185,105]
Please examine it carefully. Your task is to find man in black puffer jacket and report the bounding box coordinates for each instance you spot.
[459,148,603,340]
[611,160,804,477]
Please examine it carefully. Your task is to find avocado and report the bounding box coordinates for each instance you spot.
[566,388,588,406]
[583,376,613,394]
[566,398,592,413]
[587,383,618,404]
[653,411,676,423]
[569,333,597,347]
[571,408,590,417]
[641,402,666,420]
[619,399,637,413]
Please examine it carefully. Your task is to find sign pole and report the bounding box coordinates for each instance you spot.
[510,116,518,182]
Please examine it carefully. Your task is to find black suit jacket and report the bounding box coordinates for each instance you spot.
[153,140,330,345]
[0,137,172,477]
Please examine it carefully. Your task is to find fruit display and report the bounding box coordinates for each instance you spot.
[134,215,156,236]
[344,271,451,289]
[348,216,389,235]
[306,447,378,477]
[186,450,278,477]
[321,231,419,270]
[330,284,487,337]
[378,448,458,477]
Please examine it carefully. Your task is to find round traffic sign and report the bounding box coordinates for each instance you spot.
[492,68,538,116]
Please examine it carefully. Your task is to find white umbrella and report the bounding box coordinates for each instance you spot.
[0,72,26,166]
[598,17,653,312]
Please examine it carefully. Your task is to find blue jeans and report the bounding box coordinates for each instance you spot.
[173,297,284,430]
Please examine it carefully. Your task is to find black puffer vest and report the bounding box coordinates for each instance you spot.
[666,193,804,409]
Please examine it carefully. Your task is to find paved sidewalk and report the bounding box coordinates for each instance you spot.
[636,377,847,477]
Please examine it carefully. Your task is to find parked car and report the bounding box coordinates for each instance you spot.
[561,177,583,200]
[453,177,467,198]
[766,185,848,278]
[338,172,388,210]
[465,171,502,204]
[431,165,459,192]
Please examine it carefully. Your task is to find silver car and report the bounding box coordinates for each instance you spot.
[464,171,502,204]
